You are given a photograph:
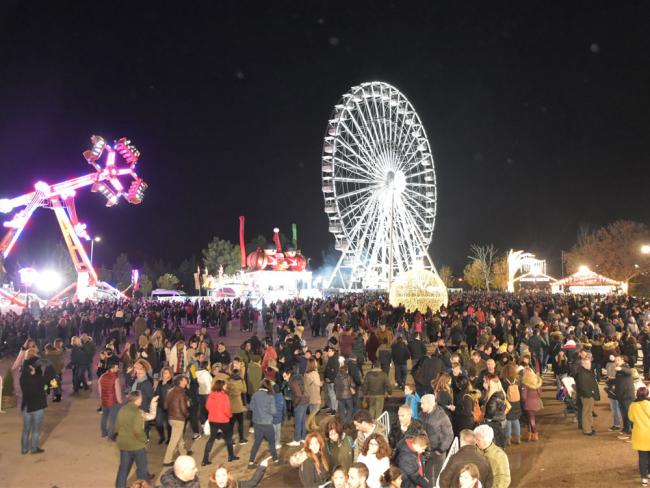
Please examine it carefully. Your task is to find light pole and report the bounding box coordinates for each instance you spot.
[90,236,102,266]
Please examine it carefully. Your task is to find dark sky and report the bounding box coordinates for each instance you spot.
[1,1,649,277]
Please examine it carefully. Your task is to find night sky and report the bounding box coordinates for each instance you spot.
[1,2,649,277]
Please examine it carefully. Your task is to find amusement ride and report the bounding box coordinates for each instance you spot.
[322,81,439,291]
[0,135,147,306]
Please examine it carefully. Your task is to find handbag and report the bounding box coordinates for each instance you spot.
[203,420,211,436]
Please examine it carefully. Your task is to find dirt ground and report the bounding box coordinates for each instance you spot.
[0,323,643,487]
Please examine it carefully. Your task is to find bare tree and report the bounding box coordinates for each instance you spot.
[468,244,498,291]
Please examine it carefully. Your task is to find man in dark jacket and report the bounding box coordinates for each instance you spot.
[159,455,200,488]
[19,356,55,454]
[574,356,600,435]
[413,347,444,396]
[324,346,339,414]
[391,337,411,389]
[377,339,392,376]
[389,404,425,449]
[420,394,454,483]
[394,434,430,488]
[614,355,636,438]
[438,429,493,488]
[408,334,427,366]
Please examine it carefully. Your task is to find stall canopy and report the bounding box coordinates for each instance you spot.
[552,267,625,294]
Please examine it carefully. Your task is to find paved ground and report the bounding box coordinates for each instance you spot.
[0,323,643,487]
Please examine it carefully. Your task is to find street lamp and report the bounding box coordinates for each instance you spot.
[641,244,650,255]
[90,236,102,266]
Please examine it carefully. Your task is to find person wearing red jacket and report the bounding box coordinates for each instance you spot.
[202,379,238,465]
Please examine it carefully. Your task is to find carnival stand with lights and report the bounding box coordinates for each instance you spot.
[235,217,316,304]
[0,135,147,305]
[552,266,626,295]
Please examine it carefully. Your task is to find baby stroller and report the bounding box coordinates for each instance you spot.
[557,375,578,419]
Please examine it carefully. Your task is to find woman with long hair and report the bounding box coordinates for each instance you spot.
[380,466,402,488]
[209,456,271,488]
[521,366,543,441]
[299,432,330,488]
[203,379,238,465]
[482,374,507,448]
[433,373,455,420]
[627,386,650,486]
[357,433,391,488]
[500,362,522,445]
[304,358,323,431]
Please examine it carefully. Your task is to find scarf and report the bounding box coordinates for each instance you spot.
[131,375,147,392]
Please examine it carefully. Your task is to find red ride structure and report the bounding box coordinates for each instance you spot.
[239,216,307,272]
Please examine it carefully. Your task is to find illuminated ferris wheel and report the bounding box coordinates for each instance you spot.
[322,81,437,290]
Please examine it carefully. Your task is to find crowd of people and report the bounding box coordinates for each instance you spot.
[4,290,650,487]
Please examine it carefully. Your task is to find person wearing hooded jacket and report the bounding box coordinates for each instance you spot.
[394,434,430,488]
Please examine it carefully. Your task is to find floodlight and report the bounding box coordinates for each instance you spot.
[37,270,62,292]
[641,244,650,255]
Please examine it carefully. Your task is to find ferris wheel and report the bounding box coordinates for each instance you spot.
[322,81,438,290]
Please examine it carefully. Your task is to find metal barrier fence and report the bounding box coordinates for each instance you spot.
[376,410,391,437]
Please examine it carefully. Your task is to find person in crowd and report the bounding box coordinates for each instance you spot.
[404,382,421,421]
[628,386,650,487]
[482,374,508,448]
[209,457,271,488]
[433,373,454,421]
[348,462,370,488]
[388,404,425,450]
[357,433,391,488]
[393,434,430,488]
[163,374,191,467]
[352,409,387,459]
[439,429,493,488]
[20,355,56,455]
[604,355,623,432]
[248,378,279,469]
[197,360,214,424]
[304,358,323,432]
[454,375,478,434]
[458,464,482,488]
[272,382,287,450]
[297,432,330,488]
[115,391,153,488]
[324,347,340,415]
[391,336,410,389]
[155,367,174,444]
[329,465,349,488]
[362,361,392,420]
[500,363,522,446]
[420,393,454,482]
[334,362,355,425]
[614,354,636,441]
[227,368,248,444]
[285,368,310,446]
[203,379,237,466]
[377,339,392,376]
[379,466,402,488]
[159,455,200,488]
[70,336,90,393]
[99,357,124,440]
[574,355,599,436]
[474,424,511,488]
[323,419,354,473]
[521,366,543,442]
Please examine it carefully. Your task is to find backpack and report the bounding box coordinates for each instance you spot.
[506,380,520,403]
[465,394,483,424]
